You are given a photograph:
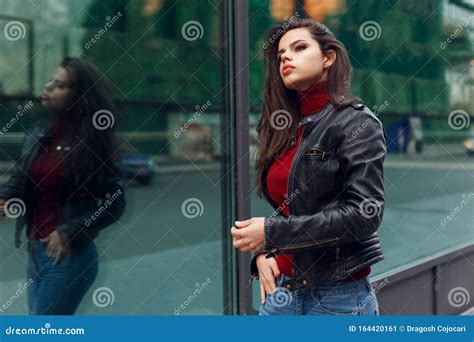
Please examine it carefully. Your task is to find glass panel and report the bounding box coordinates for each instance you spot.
[248,0,474,311]
[0,0,230,315]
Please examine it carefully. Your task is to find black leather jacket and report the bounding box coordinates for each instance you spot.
[0,121,126,249]
[250,103,387,290]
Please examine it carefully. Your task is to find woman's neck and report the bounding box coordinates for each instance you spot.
[52,112,72,136]
[297,81,330,116]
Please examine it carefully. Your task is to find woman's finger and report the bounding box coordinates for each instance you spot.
[50,246,57,259]
[46,243,52,257]
[48,243,58,259]
[262,272,274,295]
[260,282,266,304]
[53,250,62,265]
[262,279,271,298]
[262,267,278,294]
[268,276,277,293]
[233,238,247,249]
[235,219,252,227]
[270,261,281,278]
[230,227,244,239]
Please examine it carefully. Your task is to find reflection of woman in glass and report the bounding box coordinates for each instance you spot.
[232,19,386,315]
[0,57,125,315]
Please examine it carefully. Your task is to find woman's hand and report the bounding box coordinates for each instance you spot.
[231,217,265,253]
[40,230,71,264]
[256,253,281,304]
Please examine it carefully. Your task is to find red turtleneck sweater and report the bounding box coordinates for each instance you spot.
[266,81,371,281]
[29,121,64,240]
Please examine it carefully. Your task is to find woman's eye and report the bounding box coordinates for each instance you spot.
[295,45,306,52]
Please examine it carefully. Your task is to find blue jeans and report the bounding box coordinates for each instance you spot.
[26,239,99,315]
[259,274,380,315]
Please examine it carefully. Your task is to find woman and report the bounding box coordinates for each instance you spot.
[0,57,126,315]
[231,19,386,315]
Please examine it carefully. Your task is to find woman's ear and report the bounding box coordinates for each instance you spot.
[323,50,337,68]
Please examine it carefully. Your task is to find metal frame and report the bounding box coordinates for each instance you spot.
[230,0,253,315]
[372,242,474,315]
[220,0,235,316]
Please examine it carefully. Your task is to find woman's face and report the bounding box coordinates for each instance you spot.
[277,28,335,91]
[40,67,77,113]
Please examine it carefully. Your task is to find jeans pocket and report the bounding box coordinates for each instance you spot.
[356,281,379,315]
[311,291,360,315]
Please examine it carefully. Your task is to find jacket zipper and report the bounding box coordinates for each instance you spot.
[286,126,307,279]
[251,106,334,284]
[287,126,306,214]
[274,235,340,251]
[302,147,329,160]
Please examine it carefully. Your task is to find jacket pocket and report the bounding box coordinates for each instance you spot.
[303,147,339,208]
[302,147,329,160]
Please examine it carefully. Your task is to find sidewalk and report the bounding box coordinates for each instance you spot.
[0,143,472,181]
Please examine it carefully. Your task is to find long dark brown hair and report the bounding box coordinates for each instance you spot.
[255,18,359,197]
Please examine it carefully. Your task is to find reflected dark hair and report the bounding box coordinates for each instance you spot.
[58,57,120,184]
[255,19,360,197]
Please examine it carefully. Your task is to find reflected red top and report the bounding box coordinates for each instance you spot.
[266,81,371,281]
[29,121,65,240]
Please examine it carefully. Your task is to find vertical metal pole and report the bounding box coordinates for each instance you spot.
[232,0,253,315]
[220,0,235,316]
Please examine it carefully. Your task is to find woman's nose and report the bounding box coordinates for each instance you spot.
[280,52,292,63]
[44,81,54,92]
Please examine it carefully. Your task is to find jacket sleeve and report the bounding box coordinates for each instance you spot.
[263,111,387,255]
[56,162,126,241]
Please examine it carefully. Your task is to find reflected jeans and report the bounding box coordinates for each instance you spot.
[26,239,99,315]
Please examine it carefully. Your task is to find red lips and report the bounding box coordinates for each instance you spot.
[282,64,295,75]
